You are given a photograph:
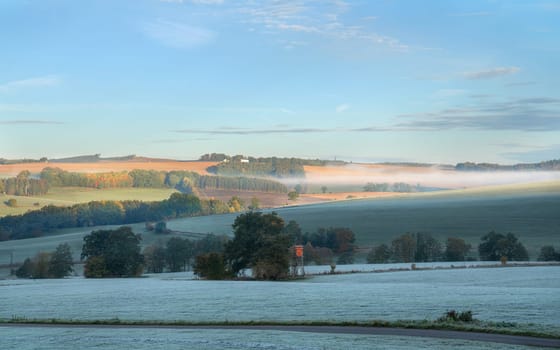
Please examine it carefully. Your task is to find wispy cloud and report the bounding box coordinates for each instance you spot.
[151,139,186,144]
[432,89,466,98]
[174,127,341,135]
[493,142,543,150]
[0,120,64,125]
[502,144,560,162]
[0,75,60,93]
[464,67,520,80]
[506,81,536,87]
[192,0,224,4]
[279,40,307,50]
[174,96,560,135]
[160,0,224,4]
[336,104,350,113]
[394,97,560,131]
[280,108,295,114]
[143,19,215,49]
[237,1,408,51]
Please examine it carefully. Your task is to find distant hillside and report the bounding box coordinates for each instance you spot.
[0,157,48,165]
[49,154,183,163]
[456,159,560,171]
[205,154,345,178]
[0,154,185,165]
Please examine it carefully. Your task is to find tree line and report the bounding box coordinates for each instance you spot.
[366,231,534,264]
[15,243,74,279]
[13,214,560,280]
[0,171,49,196]
[206,156,310,178]
[455,159,560,171]
[40,167,133,188]
[37,167,287,193]
[0,193,229,241]
[143,234,229,274]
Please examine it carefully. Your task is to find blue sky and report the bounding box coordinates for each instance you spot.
[1,0,559,164]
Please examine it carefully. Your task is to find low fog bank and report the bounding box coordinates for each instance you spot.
[290,164,560,189]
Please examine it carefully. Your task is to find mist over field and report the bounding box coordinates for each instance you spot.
[2,0,560,348]
[299,164,560,189]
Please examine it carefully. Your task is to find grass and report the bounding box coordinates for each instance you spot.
[167,182,560,259]
[1,181,559,264]
[0,221,195,266]
[0,187,177,217]
[2,317,559,339]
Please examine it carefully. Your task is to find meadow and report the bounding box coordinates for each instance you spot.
[2,266,559,327]
[0,187,178,217]
[1,181,558,267]
[167,182,560,259]
[2,327,542,350]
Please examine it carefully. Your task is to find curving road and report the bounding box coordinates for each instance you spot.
[2,324,560,348]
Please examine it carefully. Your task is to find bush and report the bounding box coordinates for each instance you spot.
[458,310,473,322]
[5,198,17,207]
[438,310,474,322]
[194,253,229,280]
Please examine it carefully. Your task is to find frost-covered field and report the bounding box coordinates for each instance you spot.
[1,266,558,349]
[1,266,558,326]
[0,326,545,350]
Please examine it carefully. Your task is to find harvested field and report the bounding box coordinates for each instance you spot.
[194,189,399,208]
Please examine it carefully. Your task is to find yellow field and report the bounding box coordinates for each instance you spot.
[0,187,177,217]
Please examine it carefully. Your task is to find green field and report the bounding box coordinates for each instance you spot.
[165,181,560,260]
[1,182,559,267]
[0,187,178,217]
[0,221,202,268]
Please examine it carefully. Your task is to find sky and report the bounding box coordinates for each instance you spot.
[1,0,559,164]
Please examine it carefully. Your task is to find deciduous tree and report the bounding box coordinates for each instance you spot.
[415,233,442,262]
[224,212,290,280]
[166,237,193,272]
[445,237,471,261]
[194,252,229,280]
[367,244,392,264]
[538,245,559,261]
[143,243,167,273]
[48,243,74,278]
[81,226,144,277]
[478,231,529,261]
[391,233,416,263]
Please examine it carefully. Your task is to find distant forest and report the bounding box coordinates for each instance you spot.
[1,168,288,197]
[455,159,560,171]
[3,153,559,172]
[0,171,49,196]
[0,193,229,241]
[202,153,339,178]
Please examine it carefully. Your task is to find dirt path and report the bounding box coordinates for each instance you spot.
[2,324,559,348]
